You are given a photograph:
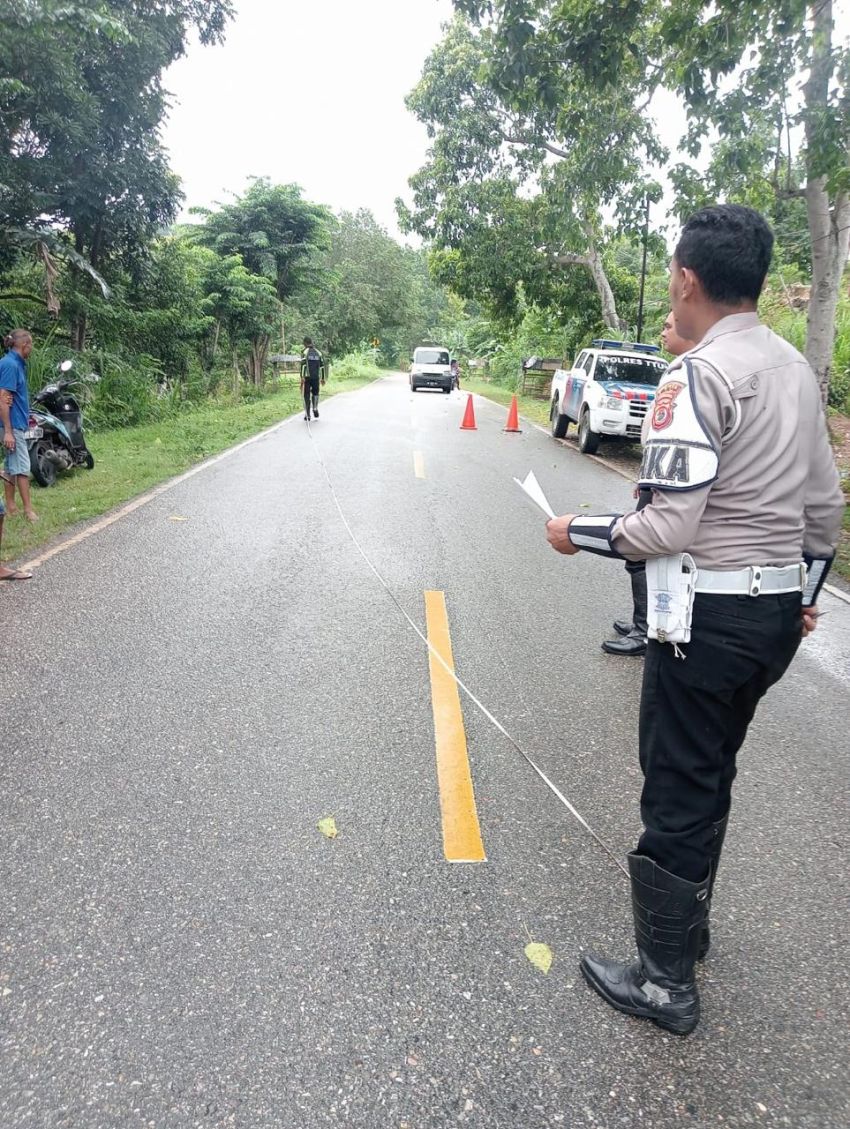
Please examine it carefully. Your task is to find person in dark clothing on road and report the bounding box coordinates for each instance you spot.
[300,338,325,421]
[602,313,696,656]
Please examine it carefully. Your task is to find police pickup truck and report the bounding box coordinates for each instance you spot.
[549,339,668,454]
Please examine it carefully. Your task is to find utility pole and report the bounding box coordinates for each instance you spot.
[636,195,650,343]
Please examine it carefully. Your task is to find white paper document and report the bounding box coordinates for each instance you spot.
[513,470,556,520]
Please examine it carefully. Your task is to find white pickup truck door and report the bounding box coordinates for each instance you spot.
[565,352,592,419]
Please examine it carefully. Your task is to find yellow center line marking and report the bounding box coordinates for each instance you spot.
[424,591,486,863]
[413,451,425,479]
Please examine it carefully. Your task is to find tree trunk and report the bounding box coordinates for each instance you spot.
[209,319,221,369]
[554,245,624,333]
[71,311,87,352]
[232,348,241,398]
[585,241,624,333]
[70,228,89,351]
[802,0,850,406]
[249,334,270,386]
[804,177,850,405]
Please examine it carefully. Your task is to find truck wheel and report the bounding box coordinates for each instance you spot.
[578,409,601,455]
[550,398,569,439]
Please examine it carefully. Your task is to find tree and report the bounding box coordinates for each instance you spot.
[191,180,332,303]
[0,0,234,348]
[399,10,665,330]
[194,249,281,386]
[287,209,425,357]
[658,0,850,402]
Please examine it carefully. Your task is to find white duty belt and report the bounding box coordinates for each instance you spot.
[694,563,806,598]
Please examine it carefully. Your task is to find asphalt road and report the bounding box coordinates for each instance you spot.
[2,374,848,1129]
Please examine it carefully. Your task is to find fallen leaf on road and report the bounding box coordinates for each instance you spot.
[318,817,338,839]
[579,503,591,508]
[524,942,553,974]
[168,515,188,522]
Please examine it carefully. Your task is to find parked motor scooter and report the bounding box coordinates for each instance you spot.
[27,360,99,487]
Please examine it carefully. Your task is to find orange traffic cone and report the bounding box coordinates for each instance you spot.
[460,394,477,430]
[503,395,522,433]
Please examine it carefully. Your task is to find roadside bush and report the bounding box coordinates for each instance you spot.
[85,351,167,430]
[486,305,575,388]
[330,347,381,381]
[828,305,850,412]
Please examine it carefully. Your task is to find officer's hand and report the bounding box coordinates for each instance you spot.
[801,605,819,637]
[546,514,580,555]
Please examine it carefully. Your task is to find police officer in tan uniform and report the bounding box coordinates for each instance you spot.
[546,205,845,1036]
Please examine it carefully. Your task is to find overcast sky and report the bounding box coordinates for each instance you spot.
[162,1,849,243]
[162,0,456,237]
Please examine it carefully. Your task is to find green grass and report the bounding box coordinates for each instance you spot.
[1,373,375,566]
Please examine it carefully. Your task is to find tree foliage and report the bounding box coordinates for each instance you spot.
[657,0,850,400]
[398,10,665,330]
[434,0,849,400]
[0,0,234,348]
[191,179,331,302]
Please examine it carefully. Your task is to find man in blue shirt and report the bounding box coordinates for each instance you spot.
[0,328,38,528]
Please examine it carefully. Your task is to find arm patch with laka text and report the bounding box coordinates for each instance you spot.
[638,359,719,491]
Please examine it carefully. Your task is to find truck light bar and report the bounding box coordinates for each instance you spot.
[591,339,661,355]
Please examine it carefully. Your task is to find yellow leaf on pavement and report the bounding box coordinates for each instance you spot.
[524,942,553,974]
[168,515,188,522]
[318,817,338,839]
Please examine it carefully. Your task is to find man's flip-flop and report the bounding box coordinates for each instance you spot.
[0,569,33,580]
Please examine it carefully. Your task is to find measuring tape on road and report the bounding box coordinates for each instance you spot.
[305,418,628,878]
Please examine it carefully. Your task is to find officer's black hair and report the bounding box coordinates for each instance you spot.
[303,337,313,347]
[674,205,774,305]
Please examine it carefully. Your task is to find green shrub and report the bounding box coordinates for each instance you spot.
[828,305,850,412]
[330,347,381,381]
[85,351,167,430]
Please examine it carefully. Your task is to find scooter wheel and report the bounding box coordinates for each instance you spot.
[30,440,57,487]
[84,450,95,469]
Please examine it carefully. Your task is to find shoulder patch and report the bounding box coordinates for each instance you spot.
[638,360,718,491]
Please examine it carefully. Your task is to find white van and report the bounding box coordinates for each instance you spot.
[410,346,453,393]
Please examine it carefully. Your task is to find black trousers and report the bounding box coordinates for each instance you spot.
[625,488,652,578]
[637,591,803,881]
[303,374,320,415]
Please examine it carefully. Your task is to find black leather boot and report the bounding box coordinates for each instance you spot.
[613,618,632,636]
[580,853,709,1036]
[697,813,729,961]
[603,571,647,655]
[602,631,647,655]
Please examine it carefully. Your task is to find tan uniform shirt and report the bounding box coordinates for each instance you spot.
[611,313,844,570]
